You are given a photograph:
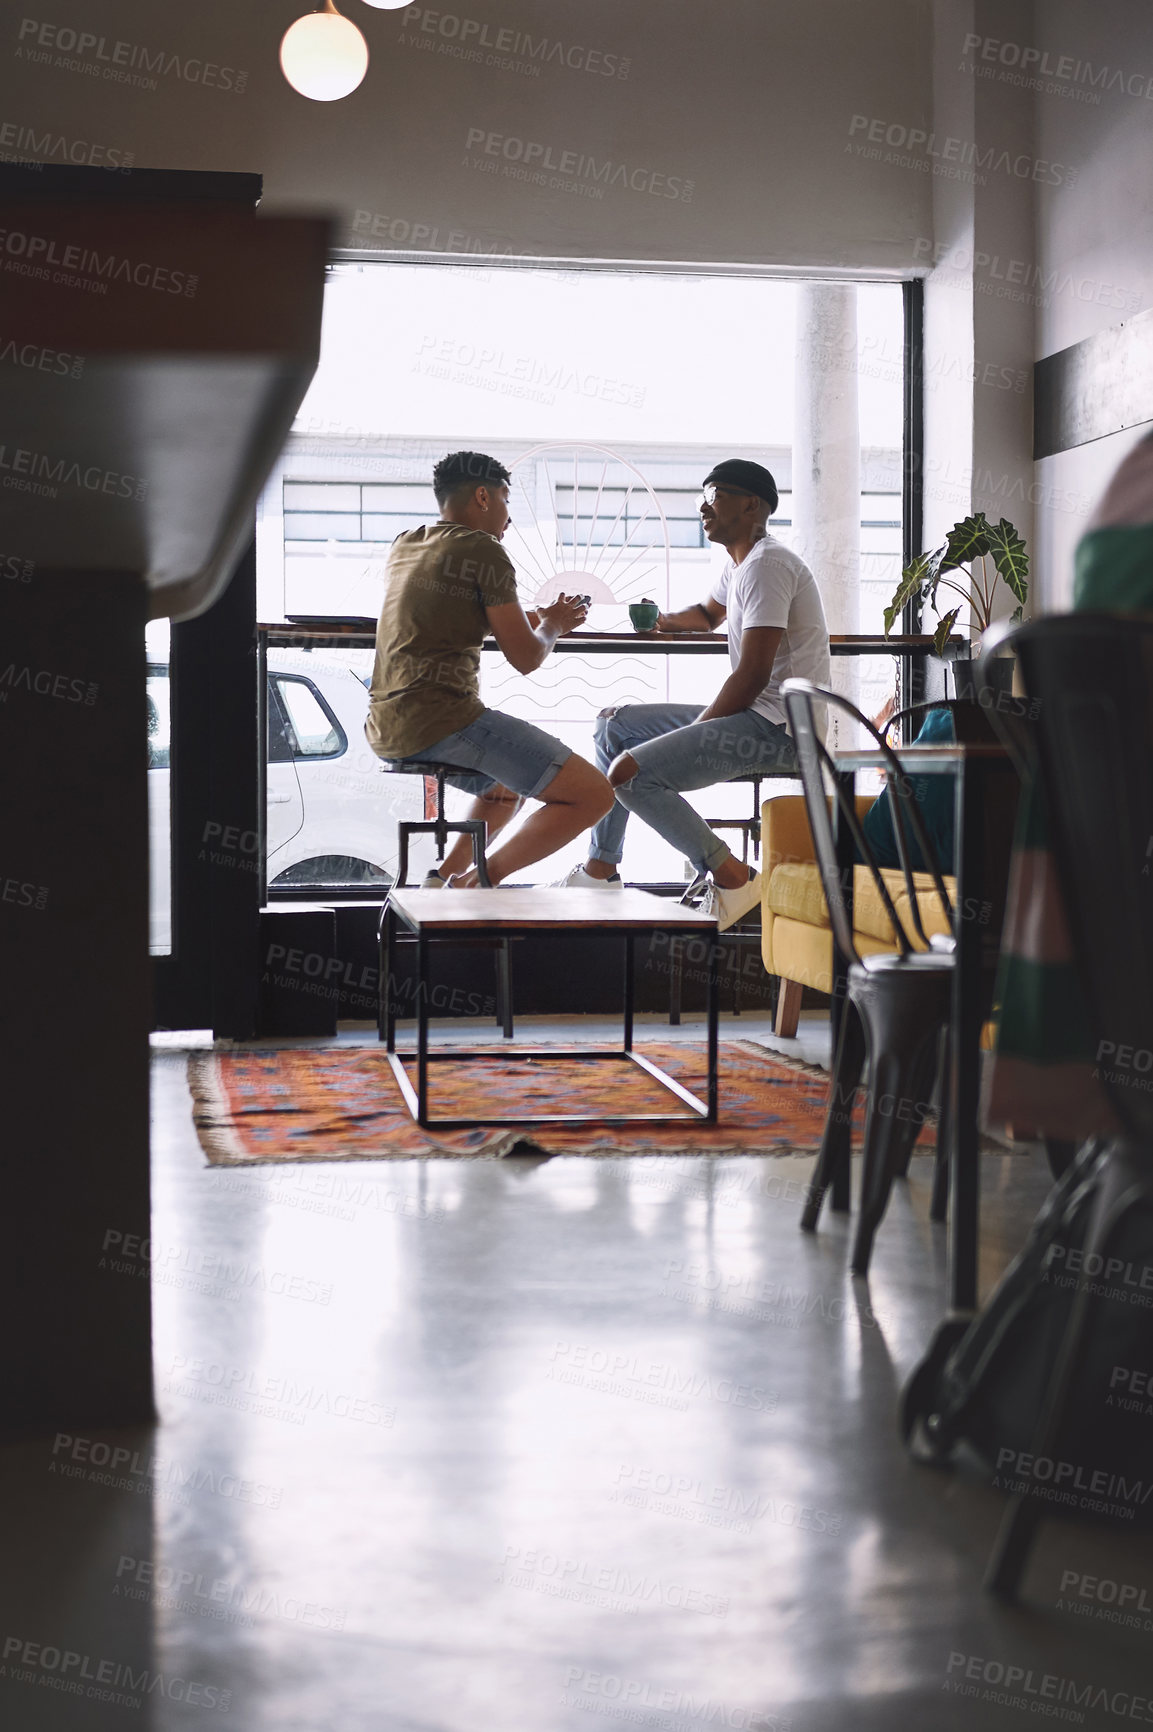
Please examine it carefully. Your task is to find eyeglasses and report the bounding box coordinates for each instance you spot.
[697,483,749,509]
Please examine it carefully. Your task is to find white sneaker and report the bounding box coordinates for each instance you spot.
[422,870,448,889]
[696,871,762,933]
[554,864,623,888]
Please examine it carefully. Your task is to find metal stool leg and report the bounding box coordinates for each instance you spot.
[496,939,513,1038]
[433,770,449,860]
[394,816,490,889]
[396,826,412,889]
[466,821,492,887]
[377,903,396,1046]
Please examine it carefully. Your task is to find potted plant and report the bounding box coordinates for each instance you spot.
[884,513,1029,668]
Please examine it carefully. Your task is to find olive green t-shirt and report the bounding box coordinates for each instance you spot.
[366,522,519,758]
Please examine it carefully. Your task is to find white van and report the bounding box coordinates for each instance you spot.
[147,651,422,951]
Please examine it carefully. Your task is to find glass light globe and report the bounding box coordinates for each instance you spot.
[280,10,369,101]
[358,0,412,8]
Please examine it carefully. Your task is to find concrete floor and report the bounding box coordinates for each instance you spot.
[3,1010,1152,1731]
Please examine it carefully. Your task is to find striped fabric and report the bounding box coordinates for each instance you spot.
[985,434,1153,1139]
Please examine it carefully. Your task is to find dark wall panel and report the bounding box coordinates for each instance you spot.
[0,570,154,1429]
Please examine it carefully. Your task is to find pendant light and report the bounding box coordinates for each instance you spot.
[280,0,369,101]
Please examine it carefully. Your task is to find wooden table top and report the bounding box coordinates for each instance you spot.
[387,886,719,931]
[264,621,965,658]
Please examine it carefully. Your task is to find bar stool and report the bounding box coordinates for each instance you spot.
[379,759,492,891]
[376,760,513,1039]
[668,769,799,1023]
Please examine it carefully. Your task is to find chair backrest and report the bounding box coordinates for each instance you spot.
[785,678,956,943]
[783,680,953,965]
[984,613,1153,1142]
[885,698,998,748]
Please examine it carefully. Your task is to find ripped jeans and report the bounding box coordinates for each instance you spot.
[589,703,797,875]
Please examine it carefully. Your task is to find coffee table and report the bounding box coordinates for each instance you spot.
[377,888,720,1128]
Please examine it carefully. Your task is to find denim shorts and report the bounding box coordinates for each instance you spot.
[393,708,572,800]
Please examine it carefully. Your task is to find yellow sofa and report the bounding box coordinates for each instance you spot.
[760,796,956,1037]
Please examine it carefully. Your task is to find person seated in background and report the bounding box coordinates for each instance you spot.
[861,695,957,872]
[365,450,613,885]
[559,459,830,930]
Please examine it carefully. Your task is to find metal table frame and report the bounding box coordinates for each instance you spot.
[379,896,720,1130]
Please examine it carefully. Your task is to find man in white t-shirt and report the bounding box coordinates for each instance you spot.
[559,459,830,930]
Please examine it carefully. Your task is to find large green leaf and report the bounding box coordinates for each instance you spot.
[985,517,1030,605]
[923,544,974,615]
[883,553,931,636]
[932,607,962,658]
[939,512,990,575]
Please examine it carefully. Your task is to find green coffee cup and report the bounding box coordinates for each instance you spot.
[629,602,660,632]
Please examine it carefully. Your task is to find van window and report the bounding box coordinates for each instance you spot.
[273,675,345,759]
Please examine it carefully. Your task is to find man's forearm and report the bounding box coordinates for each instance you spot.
[658,603,714,632]
[696,672,767,723]
[529,621,561,667]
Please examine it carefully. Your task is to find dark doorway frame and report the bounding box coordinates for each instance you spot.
[152,543,262,1038]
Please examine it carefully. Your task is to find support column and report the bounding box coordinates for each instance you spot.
[792,282,862,740]
[1,570,155,1428]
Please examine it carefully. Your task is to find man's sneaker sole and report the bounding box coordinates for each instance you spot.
[700,872,763,933]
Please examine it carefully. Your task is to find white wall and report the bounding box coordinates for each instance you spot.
[920,0,1039,623]
[920,0,1153,616]
[2,0,932,271]
[1028,0,1153,607]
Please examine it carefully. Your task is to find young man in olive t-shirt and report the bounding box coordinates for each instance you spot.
[366,450,612,885]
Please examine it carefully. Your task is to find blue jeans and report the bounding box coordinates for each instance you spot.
[589,703,798,874]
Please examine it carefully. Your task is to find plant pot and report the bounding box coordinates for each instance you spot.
[950,650,1014,703]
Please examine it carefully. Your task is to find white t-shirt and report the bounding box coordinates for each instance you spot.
[709,534,830,731]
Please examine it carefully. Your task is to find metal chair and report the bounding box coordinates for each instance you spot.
[782,679,957,1276]
[375,760,512,1040]
[880,698,1010,1214]
[884,697,1000,749]
[976,613,1153,1599]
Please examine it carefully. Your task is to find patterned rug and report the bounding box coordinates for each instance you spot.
[188,1041,936,1165]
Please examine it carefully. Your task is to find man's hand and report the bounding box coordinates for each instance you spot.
[487,593,587,673]
[537,593,588,635]
[656,598,726,633]
[872,692,898,737]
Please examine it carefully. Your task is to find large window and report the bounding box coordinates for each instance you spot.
[257,264,908,888]
[282,482,432,544]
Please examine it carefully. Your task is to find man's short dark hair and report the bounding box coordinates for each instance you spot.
[432,450,511,509]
